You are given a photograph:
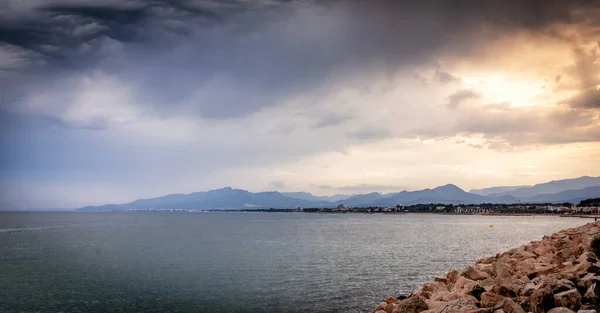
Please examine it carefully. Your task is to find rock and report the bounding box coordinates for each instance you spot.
[577,310,597,313]
[429,291,448,302]
[577,273,597,290]
[444,298,478,311]
[494,261,516,279]
[452,276,478,295]
[480,292,505,308]
[547,308,576,313]
[529,264,558,279]
[554,279,577,293]
[534,245,552,256]
[554,289,582,310]
[470,285,485,301]
[498,284,518,297]
[503,299,527,313]
[478,278,496,291]
[516,258,537,273]
[386,303,398,313]
[463,266,490,281]
[514,250,538,260]
[423,282,447,294]
[588,265,600,274]
[434,277,447,284]
[520,283,539,297]
[374,302,387,313]
[447,270,460,285]
[528,288,556,313]
[583,282,598,302]
[394,296,428,313]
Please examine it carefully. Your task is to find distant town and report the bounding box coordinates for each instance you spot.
[117,198,600,217]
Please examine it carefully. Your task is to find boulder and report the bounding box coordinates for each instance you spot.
[516,258,537,273]
[498,284,518,297]
[444,298,478,311]
[554,289,582,310]
[434,277,448,284]
[547,308,576,313]
[577,273,597,290]
[480,292,505,308]
[554,279,577,294]
[470,285,486,301]
[514,250,538,260]
[503,299,527,313]
[529,264,558,279]
[520,283,539,297]
[452,276,478,295]
[394,296,428,313]
[534,245,552,256]
[588,266,600,274]
[462,266,490,281]
[583,282,598,302]
[494,261,515,279]
[423,282,447,294]
[528,288,556,313]
[447,270,460,285]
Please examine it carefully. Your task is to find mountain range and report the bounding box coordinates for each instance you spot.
[78,176,600,211]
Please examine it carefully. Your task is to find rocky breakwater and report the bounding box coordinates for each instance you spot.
[373,222,600,313]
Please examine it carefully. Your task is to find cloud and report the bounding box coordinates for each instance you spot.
[433,68,462,84]
[566,88,600,108]
[446,89,481,109]
[346,128,392,141]
[317,184,409,193]
[2,0,600,208]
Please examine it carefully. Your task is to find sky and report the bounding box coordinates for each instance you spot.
[1,0,600,209]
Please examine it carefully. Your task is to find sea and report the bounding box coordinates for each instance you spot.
[0,212,590,313]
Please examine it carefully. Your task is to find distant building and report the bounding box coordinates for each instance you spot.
[337,204,347,211]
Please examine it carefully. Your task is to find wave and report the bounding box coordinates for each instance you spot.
[0,225,65,233]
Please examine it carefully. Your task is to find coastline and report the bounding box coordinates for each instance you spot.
[373,221,600,313]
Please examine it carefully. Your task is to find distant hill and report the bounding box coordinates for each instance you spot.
[469,185,530,196]
[487,176,600,199]
[521,186,600,204]
[76,177,600,211]
[366,184,515,206]
[79,187,332,211]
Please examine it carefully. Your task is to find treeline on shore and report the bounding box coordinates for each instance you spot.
[219,198,600,214]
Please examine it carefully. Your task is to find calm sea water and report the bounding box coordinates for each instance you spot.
[0,212,590,313]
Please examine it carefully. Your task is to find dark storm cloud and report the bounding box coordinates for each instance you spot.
[1,0,599,121]
[568,88,600,109]
[564,44,600,108]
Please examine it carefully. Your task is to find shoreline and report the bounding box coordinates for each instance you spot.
[372,221,600,313]
[2,210,599,219]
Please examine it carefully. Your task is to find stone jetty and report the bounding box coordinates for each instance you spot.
[373,222,600,313]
